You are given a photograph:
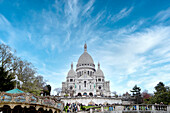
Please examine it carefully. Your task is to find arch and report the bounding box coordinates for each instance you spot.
[1,105,11,113]
[29,106,36,113]
[13,105,23,113]
[83,92,87,96]
[89,92,93,97]
[38,108,44,113]
[84,81,86,87]
[77,93,82,96]
[70,86,73,90]
[49,109,53,113]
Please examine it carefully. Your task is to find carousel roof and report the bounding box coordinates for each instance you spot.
[6,88,24,94]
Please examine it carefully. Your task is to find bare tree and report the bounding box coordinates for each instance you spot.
[54,88,62,96]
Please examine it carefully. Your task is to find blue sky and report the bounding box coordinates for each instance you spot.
[0,0,170,95]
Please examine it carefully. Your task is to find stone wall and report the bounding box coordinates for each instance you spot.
[61,97,122,106]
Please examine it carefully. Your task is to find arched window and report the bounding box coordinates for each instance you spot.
[89,92,93,97]
[84,81,86,87]
[78,93,82,96]
[88,71,89,75]
[98,86,101,89]
[70,86,73,90]
[83,92,87,96]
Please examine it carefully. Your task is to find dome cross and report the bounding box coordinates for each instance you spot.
[84,43,87,52]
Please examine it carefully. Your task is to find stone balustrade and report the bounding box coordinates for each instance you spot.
[88,104,170,113]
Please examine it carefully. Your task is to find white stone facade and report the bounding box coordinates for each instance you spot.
[61,44,111,97]
[61,97,122,106]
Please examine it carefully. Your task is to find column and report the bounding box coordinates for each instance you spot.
[101,106,104,112]
[90,108,93,113]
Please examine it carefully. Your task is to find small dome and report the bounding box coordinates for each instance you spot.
[96,69,104,77]
[67,63,76,77]
[77,43,94,65]
[96,63,104,77]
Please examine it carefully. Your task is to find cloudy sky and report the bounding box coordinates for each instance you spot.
[0,0,170,95]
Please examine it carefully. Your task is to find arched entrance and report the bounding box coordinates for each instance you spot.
[89,92,93,97]
[13,105,23,113]
[1,105,12,113]
[83,92,87,96]
[49,109,53,113]
[77,93,82,96]
[38,108,44,113]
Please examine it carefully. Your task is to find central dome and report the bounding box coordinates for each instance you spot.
[77,43,94,65]
[78,52,94,64]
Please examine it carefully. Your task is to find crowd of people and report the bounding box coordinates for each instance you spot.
[63,103,83,112]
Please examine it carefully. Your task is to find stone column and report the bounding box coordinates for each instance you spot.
[90,108,93,113]
[136,105,139,110]
[101,106,104,112]
[152,105,156,113]
[167,105,170,112]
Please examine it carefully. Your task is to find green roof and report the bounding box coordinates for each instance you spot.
[6,88,24,94]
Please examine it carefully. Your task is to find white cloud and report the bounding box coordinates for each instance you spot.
[0,14,11,26]
[155,7,170,21]
[111,7,133,23]
[64,0,80,27]
[90,25,170,94]
[1,1,170,95]
[82,0,95,16]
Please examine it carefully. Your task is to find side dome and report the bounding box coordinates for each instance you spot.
[77,43,94,65]
[96,69,104,77]
[96,63,104,77]
[67,63,76,77]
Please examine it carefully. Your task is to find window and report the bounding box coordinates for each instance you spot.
[90,85,91,89]
[79,85,81,90]
[99,86,101,89]
[70,79,73,82]
[98,78,101,82]
[70,86,73,90]
[90,71,92,76]
[84,81,86,87]
[88,71,89,75]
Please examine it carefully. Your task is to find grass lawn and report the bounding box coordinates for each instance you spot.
[84,106,97,109]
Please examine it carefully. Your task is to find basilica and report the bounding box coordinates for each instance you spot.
[61,43,111,97]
